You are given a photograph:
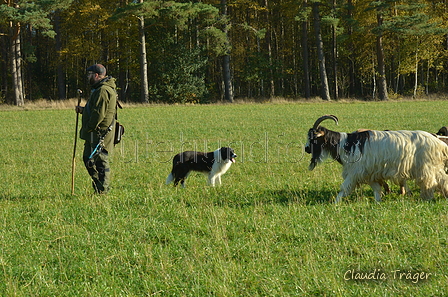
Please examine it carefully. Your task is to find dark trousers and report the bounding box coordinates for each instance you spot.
[83,142,111,194]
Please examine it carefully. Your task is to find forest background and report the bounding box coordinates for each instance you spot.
[1,0,448,106]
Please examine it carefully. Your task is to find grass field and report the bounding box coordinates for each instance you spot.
[0,100,447,296]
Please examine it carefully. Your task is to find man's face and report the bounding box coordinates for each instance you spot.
[87,71,98,85]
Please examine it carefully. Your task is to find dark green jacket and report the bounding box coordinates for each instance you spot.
[80,76,117,152]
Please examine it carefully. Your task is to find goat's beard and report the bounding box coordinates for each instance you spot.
[308,150,330,171]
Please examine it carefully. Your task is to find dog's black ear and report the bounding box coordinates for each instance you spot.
[220,147,228,159]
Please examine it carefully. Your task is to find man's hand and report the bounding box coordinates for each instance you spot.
[75,106,84,114]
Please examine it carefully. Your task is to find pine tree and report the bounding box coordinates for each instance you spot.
[381,1,448,96]
[312,1,331,101]
[221,0,234,102]
[0,0,74,105]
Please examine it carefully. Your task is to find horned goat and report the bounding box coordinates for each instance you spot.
[305,115,448,203]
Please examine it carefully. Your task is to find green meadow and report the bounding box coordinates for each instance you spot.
[0,100,447,296]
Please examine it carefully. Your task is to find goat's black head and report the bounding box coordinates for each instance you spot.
[437,126,448,136]
[305,115,339,170]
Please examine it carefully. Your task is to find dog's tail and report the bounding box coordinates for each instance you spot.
[166,172,174,185]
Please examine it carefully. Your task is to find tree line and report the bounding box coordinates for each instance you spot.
[1,0,448,105]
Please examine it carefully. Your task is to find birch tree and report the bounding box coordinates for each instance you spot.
[138,0,149,103]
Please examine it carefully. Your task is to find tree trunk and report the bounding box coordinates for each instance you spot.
[118,60,129,102]
[413,45,418,98]
[425,59,430,95]
[375,12,388,101]
[264,0,274,98]
[301,0,311,99]
[221,0,233,102]
[372,55,376,99]
[11,21,24,106]
[312,2,331,101]
[54,10,66,100]
[138,0,149,103]
[347,0,359,97]
[0,32,8,102]
[332,0,338,100]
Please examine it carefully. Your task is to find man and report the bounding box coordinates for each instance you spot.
[76,64,117,194]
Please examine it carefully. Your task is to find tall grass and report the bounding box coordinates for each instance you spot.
[0,100,447,296]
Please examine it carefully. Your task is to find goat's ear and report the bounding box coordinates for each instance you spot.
[315,131,325,137]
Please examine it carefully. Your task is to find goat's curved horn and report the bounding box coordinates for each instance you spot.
[312,114,338,130]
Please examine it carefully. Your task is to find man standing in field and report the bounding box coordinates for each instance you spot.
[75,64,117,194]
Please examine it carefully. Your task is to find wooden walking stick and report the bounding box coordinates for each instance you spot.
[71,89,83,195]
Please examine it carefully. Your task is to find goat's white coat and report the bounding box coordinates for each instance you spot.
[316,130,448,202]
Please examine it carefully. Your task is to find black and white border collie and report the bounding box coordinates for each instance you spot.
[166,147,237,187]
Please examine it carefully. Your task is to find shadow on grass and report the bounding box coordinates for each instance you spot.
[212,185,427,208]
[0,193,79,201]
[261,188,336,205]
[0,194,31,201]
[213,188,337,208]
